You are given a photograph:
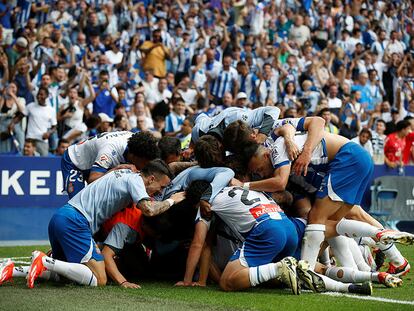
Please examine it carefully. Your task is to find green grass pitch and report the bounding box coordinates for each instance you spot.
[0,245,413,311]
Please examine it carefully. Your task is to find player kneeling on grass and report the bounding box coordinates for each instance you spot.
[8,160,184,289]
[176,180,310,294]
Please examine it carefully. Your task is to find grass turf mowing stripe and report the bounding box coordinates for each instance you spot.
[322,292,414,305]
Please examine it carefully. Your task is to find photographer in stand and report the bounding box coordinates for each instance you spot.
[57,71,95,138]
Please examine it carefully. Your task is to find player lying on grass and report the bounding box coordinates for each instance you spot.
[176,181,390,295]
[15,160,184,289]
[62,131,160,198]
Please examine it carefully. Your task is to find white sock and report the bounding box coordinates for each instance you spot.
[13,266,29,277]
[327,236,358,269]
[319,273,350,292]
[348,239,371,272]
[249,262,279,287]
[42,256,97,286]
[326,266,377,283]
[336,219,381,239]
[358,245,376,271]
[320,247,331,267]
[13,265,60,281]
[301,224,326,269]
[377,243,405,266]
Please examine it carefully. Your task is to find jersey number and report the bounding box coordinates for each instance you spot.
[228,187,260,206]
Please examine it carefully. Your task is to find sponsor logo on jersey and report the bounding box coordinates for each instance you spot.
[68,182,74,193]
[249,204,283,219]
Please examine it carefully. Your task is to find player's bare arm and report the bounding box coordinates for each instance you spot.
[137,191,185,217]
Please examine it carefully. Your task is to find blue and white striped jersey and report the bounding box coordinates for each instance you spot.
[211,67,238,99]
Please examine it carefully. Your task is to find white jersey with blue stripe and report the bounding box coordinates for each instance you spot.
[191,107,281,142]
[211,67,238,99]
[269,133,328,172]
[69,169,149,234]
[197,187,284,237]
[238,73,258,102]
[67,131,132,171]
[176,44,195,73]
[264,117,306,146]
[161,166,235,203]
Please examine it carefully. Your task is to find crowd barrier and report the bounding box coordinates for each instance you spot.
[0,155,413,241]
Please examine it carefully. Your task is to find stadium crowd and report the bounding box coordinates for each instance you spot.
[0,0,413,167]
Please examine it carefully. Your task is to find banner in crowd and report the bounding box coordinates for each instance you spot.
[0,155,67,208]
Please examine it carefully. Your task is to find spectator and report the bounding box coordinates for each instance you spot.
[339,90,361,139]
[165,97,186,136]
[25,87,57,156]
[384,120,412,168]
[351,128,374,157]
[140,29,171,78]
[97,112,113,133]
[371,119,387,165]
[0,82,25,153]
[385,108,401,135]
[93,70,117,119]
[318,108,339,134]
[55,138,69,156]
[23,138,39,157]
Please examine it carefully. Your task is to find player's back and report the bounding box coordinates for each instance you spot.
[69,169,149,234]
[247,107,280,132]
[68,131,132,170]
[211,187,284,235]
[192,114,212,143]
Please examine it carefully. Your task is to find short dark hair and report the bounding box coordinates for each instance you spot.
[359,128,372,139]
[58,138,69,146]
[127,131,160,160]
[25,138,36,147]
[223,120,254,153]
[38,86,49,96]
[225,155,247,180]
[140,159,174,180]
[318,108,331,116]
[376,119,386,126]
[396,120,411,132]
[158,136,181,161]
[186,180,211,206]
[241,142,260,165]
[194,135,224,168]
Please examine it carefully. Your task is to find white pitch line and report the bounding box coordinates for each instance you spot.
[1,256,31,260]
[322,292,414,305]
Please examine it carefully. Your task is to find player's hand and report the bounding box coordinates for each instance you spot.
[284,138,300,161]
[171,191,186,204]
[292,150,311,176]
[191,282,206,287]
[230,178,243,187]
[200,200,212,220]
[174,281,192,287]
[120,281,141,289]
[181,148,193,160]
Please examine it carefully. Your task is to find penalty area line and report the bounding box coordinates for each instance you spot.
[322,292,414,305]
